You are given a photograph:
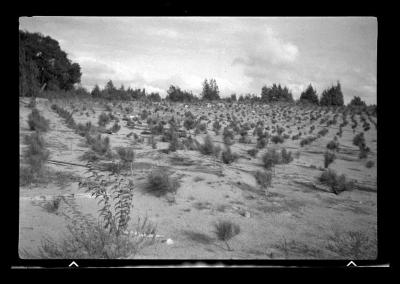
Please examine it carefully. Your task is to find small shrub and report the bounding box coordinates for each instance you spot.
[365,160,374,168]
[213,220,240,251]
[86,134,111,156]
[198,135,221,158]
[319,169,354,194]
[247,148,259,158]
[116,147,135,164]
[98,112,111,127]
[262,149,280,170]
[221,147,239,164]
[324,151,336,168]
[27,108,50,132]
[318,128,329,137]
[353,132,365,147]
[146,169,179,197]
[359,145,370,159]
[254,170,272,188]
[271,135,284,144]
[24,131,50,173]
[256,137,268,149]
[280,148,293,164]
[326,140,340,151]
[42,197,62,214]
[110,122,121,133]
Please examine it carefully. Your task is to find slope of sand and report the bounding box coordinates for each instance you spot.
[19,98,377,259]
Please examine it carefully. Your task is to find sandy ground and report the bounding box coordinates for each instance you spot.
[19,97,377,259]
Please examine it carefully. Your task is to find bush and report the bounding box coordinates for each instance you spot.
[300,136,317,147]
[146,169,179,197]
[27,108,49,132]
[271,135,284,144]
[365,160,374,168]
[116,147,135,164]
[324,151,336,168]
[262,149,280,170]
[98,112,111,127]
[212,120,221,134]
[86,134,111,156]
[318,128,329,137]
[254,170,272,188]
[23,217,156,259]
[247,148,259,158]
[213,220,240,251]
[280,148,293,164]
[110,122,121,133]
[326,140,340,151]
[23,131,50,173]
[353,132,365,147]
[359,146,370,159]
[319,169,354,194]
[221,147,239,164]
[198,135,221,157]
[256,137,268,149]
[75,122,93,137]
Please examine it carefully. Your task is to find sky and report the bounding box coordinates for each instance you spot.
[19,17,377,104]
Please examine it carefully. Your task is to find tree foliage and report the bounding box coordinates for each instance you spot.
[320,82,344,106]
[166,85,197,102]
[201,79,220,100]
[299,84,319,105]
[348,96,366,107]
[19,30,82,96]
[261,84,294,103]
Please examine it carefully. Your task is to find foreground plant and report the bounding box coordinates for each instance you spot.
[213,220,240,251]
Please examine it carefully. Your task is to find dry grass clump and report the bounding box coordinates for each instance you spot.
[319,169,354,194]
[27,108,50,132]
[213,220,240,251]
[146,169,180,197]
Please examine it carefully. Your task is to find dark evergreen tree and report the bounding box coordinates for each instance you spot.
[299,84,319,105]
[348,96,366,107]
[201,78,220,100]
[320,82,344,106]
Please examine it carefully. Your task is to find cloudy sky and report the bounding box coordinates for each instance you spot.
[19,17,377,104]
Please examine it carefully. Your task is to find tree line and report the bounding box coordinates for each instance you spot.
[19,30,370,107]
